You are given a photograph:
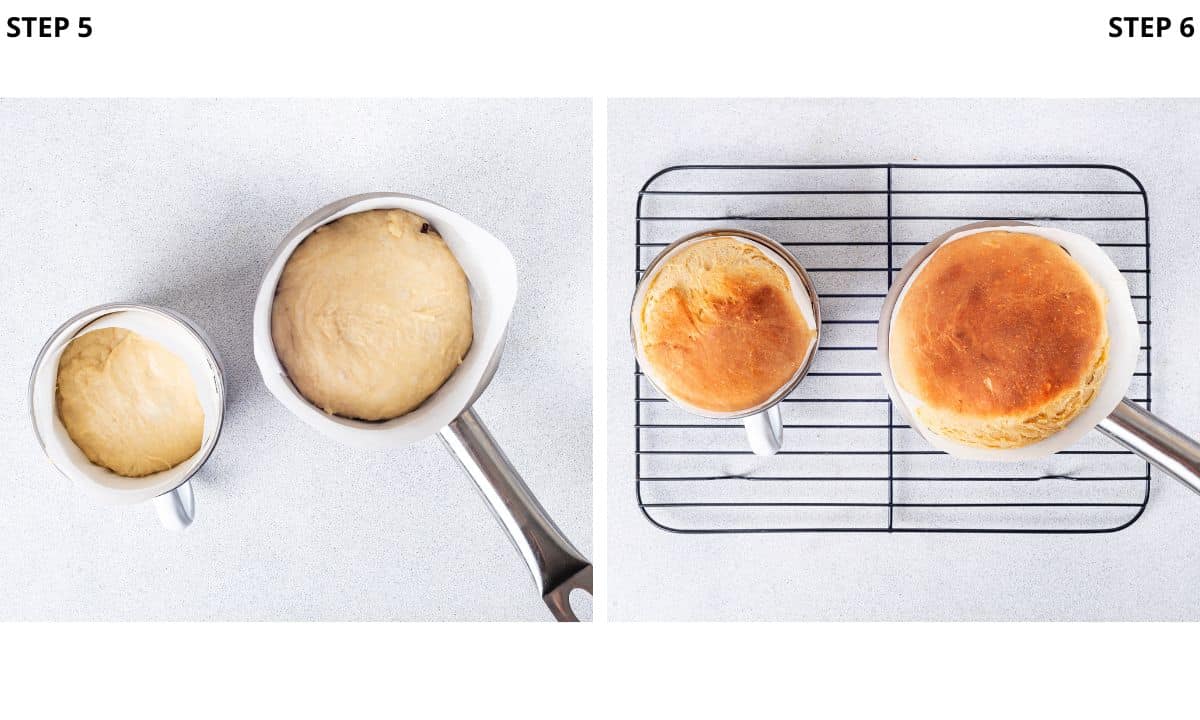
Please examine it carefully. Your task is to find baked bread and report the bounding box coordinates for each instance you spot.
[56,327,204,477]
[890,230,1109,448]
[636,236,816,413]
[272,209,473,421]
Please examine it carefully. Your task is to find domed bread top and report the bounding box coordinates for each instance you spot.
[890,230,1110,449]
[636,236,816,414]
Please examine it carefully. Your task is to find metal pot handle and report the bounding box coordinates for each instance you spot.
[1098,399,1200,496]
[440,408,592,622]
[153,480,195,531]
[743,404,784,456]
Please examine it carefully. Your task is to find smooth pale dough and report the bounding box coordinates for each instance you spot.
[271,209,473,421]
[56,327,205,478]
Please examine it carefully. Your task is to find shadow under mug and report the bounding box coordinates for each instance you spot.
[28,303,226,530]
[631,228,822,456]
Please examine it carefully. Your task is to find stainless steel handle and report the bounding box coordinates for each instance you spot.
[440,408,592,622]
[153,480,195,531]
[1098,399,1200,496]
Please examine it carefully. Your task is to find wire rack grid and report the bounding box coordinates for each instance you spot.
[633,163,1151,534]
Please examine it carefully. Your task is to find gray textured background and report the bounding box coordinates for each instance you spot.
[608,98,1200,620]
[0,98,592,621]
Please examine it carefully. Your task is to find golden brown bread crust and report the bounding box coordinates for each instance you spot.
[637,237,815,413]
[890,230,1109,448]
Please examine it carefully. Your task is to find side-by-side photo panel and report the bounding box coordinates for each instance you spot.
[608,98,1200,620]
[0,98,592,621]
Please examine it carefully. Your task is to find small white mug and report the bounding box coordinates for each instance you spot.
[28,303,226,530]
[631,228,821,456]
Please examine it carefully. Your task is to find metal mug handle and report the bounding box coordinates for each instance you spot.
[152,480,195,531]
[1098,399,1200,496]
[439,408,592,622]
[743,404,784,456]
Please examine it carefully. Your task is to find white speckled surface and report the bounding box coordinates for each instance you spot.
[0,98,592,621]
[608,98,1200,621]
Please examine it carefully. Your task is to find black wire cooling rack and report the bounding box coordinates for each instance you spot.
[634,163,1151,534]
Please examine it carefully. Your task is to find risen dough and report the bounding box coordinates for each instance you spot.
[56,327,205,478]
[271,209,473,421]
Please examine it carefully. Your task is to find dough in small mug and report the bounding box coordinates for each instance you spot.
[56,327,205,478]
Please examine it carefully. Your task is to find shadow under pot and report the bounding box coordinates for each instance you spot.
[28,303,226,530]
[631,228,821,456]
